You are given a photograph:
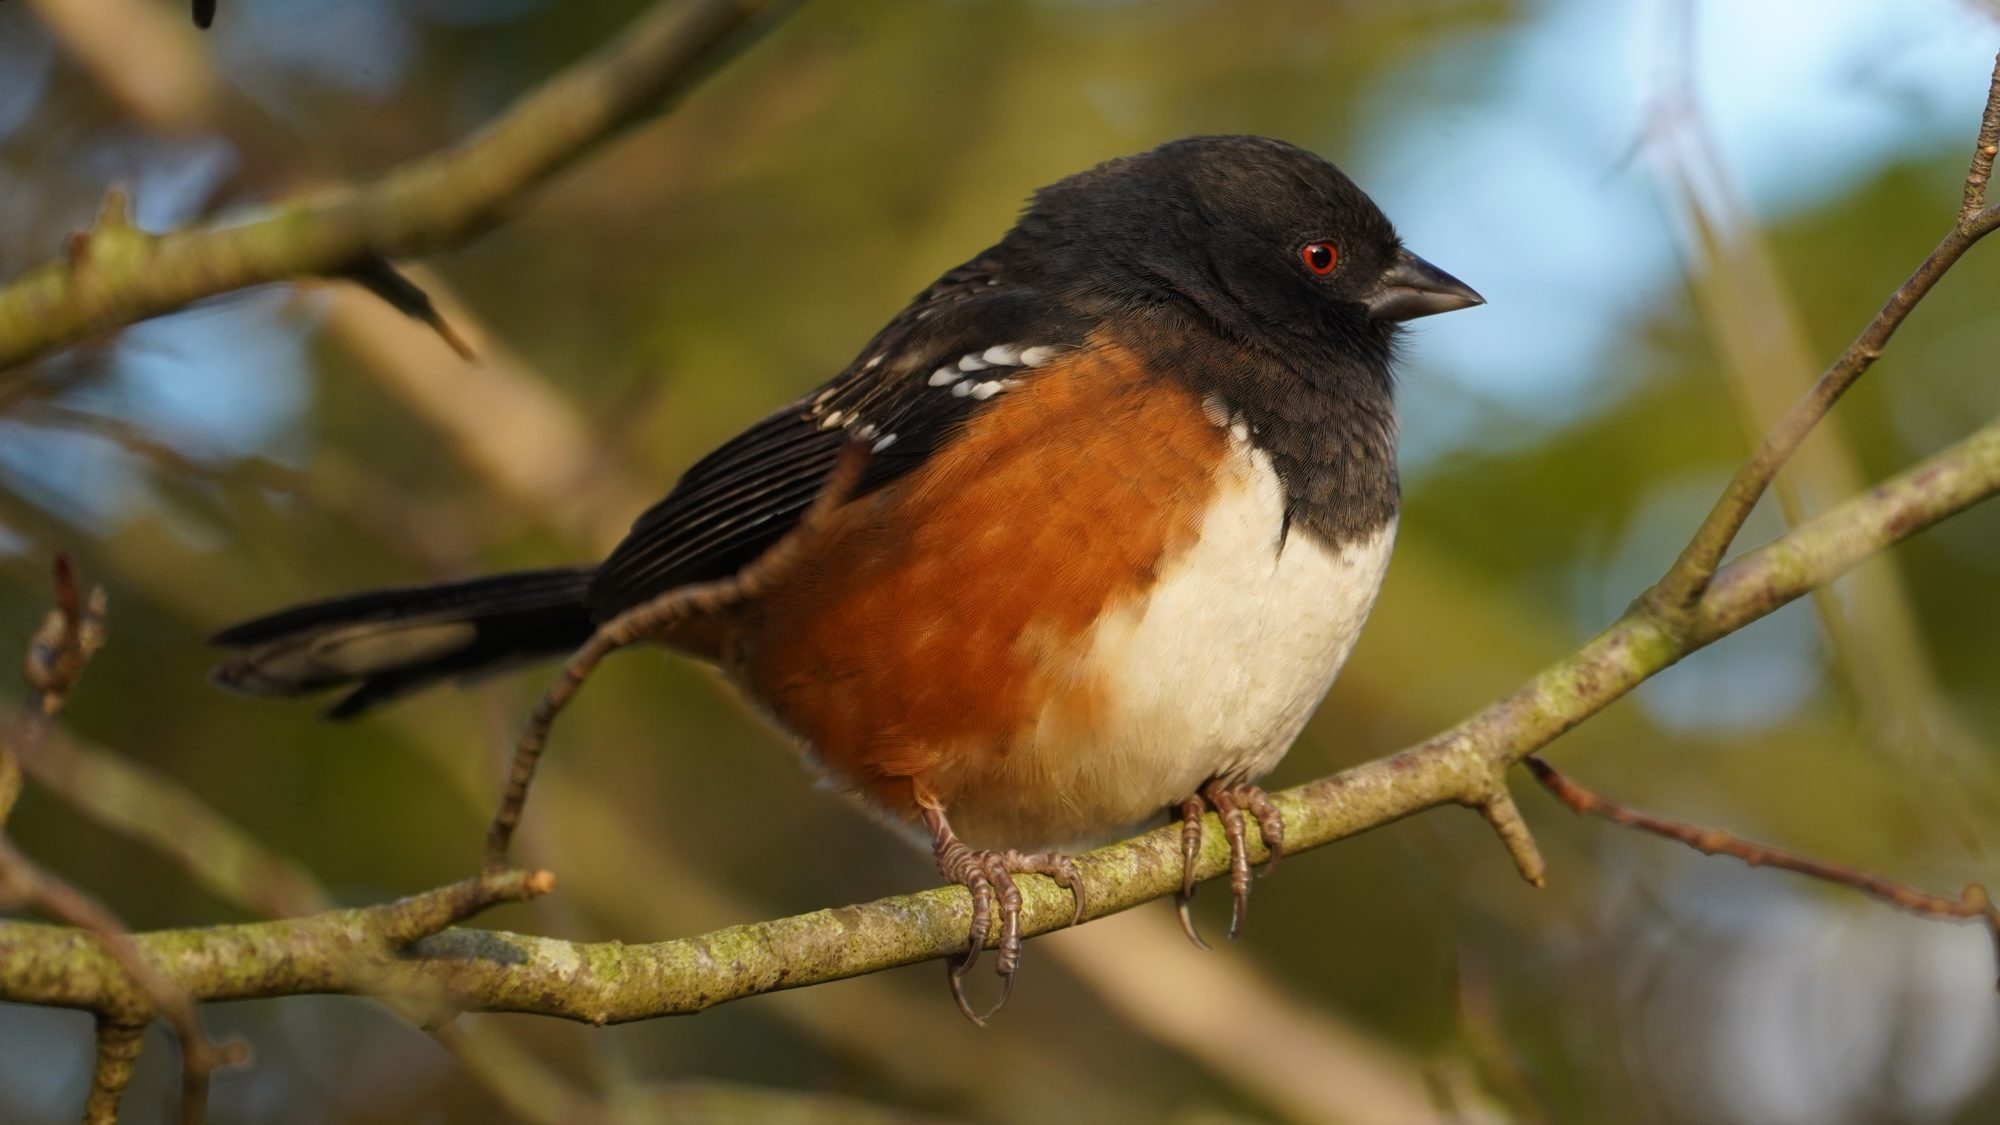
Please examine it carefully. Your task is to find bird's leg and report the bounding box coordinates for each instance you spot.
[920,804,1084,1025]
[1174,778,1287,946]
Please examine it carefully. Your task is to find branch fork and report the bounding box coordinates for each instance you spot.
[1650,48,2000,614]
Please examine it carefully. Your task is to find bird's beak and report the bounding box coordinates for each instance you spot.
[1363,249,1484,322]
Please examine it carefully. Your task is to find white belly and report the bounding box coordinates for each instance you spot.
[948,434,1397,850]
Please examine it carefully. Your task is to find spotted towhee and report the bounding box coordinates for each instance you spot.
[212,135,1481,1018]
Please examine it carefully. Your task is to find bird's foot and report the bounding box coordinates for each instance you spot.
[922,806,1083,1025]
[1175,778,1285,947]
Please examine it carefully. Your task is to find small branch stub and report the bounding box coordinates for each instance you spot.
[1473,781,1548,888]
[83,1021,145,1125]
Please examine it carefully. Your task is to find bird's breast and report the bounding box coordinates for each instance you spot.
[943,431,1396,849]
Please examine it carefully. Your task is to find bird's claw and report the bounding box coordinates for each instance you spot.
[1174,779,1285,947]
[926,807,1083,1024]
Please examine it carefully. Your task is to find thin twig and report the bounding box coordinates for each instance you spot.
[3,554,100,828]
[0,839,247,1124]
[0,555,103,828]
[0,561,244,1123]
[1962,47,2000,224]
[372,867,561,946]
[11,403,311,493]
[1650,47,2000,615]
[1524,757,2000,986]
[483,443,868,869]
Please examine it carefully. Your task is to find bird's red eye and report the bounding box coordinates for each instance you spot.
[1301,241,1339,275]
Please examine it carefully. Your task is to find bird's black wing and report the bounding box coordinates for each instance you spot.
[585,261,1092,620]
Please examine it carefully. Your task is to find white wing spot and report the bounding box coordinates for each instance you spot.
[853,422,878,440]
[928,367,958,387]
[863,354,884,371]
[951,380,974,397]
[818,409,845,430]
[1019,345,1062,367]
[958,353,991,372]
[969,381,1003,400]
[872,433,898,452]
[982,344,1023,367]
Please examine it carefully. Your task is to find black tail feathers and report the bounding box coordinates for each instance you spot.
[209,567,596,719]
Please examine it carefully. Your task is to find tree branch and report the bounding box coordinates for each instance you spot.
[4,411,1998,1023]
[0,839,247,1125]
[0,0,790,376]
[1649,47,2000,613]
[1525,756,2000,987]
[14,708,607,1121]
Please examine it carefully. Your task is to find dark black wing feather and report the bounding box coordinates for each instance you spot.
[586,261,1092,619]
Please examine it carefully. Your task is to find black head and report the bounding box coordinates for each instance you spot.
[1008,135,1480,355]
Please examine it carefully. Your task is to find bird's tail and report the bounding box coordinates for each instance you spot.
[209,567,597,719]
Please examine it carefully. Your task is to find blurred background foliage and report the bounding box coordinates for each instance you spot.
[3,0,2000,1122]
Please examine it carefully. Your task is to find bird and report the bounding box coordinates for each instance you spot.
[210,135,1482,1021]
